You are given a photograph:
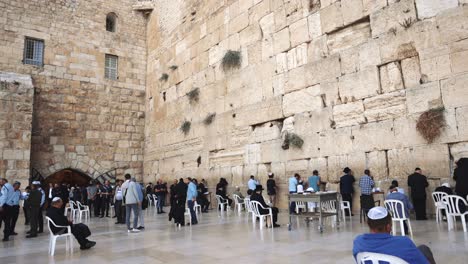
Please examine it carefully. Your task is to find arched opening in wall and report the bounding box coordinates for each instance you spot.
[106,12,118,32]
[45,168,93,187]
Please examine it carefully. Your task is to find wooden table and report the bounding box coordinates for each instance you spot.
[288,192,340,232]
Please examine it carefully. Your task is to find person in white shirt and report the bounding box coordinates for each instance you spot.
[121,174,140,233]
[114,179,125,224]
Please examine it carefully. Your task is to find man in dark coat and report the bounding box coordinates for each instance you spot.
[46,197,96,250]
[173,179,187,226]
[340,167,355,216]
[250,185,280,227]
[408,167,429,220]
[26,182,42,238]
[454,159,468,200]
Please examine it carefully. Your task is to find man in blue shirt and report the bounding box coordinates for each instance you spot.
[247,175,258,191]
[0,178,16,241]
[359,169,375,216]
[10,181,22,236]
[186,177,198,225]
[288,174,300,214]
[353,207,435,264]
[387,184,414,234]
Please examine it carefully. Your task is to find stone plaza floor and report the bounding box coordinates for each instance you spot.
[1,207,468,263]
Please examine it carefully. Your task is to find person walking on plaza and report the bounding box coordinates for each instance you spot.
[408,167,429,220]
[247,175,258,191]
[359,169,375,215]
[114,179,125,224]
[289,173,300,214]
[186,177,198,225]
[122,174,140,233]
[26,182,42,238]
[340,167,355,216]
[266,173,277,206]
[0,178,15,241]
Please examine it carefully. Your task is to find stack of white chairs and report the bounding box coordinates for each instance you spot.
[443,195,468,232]
[46,216,74,256]
[295,201,307,214]
[250,200,273,229]
[384,199,413,238]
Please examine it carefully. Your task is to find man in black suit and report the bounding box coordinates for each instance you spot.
[250,185,280,228]
[46,197,96,250]
[408,167,429,220]
[340,167,355,216]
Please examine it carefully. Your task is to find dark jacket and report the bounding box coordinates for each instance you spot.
[46,206,70,234]
[340,174,355,194]
[174,181,187,202]
[454,160,468,196]
[250,192,270,214]
[434,186,453,195]
[408,173,429,199]
[216,183,227,198]
[28,189,42,208]
[267,179,276,195]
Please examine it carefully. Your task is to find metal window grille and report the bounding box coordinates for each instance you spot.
[105,54,118,80]
[23,37,44,66]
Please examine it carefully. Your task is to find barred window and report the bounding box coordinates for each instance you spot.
[105,54,118,80]
[23,37,44,66]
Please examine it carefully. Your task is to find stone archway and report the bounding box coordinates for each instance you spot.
[45,168,93,187]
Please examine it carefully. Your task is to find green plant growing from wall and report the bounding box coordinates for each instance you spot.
[169,65,178,70]
[400,17,414,29]
[159,73,169,82]
[180,120,191,135]
[187,87,200,104]
[203,113,216,125]
[282,132,304,150]
[221,50,242,72]
[416,108,446,143]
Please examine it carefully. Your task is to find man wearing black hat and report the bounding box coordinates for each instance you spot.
[407,167,429,220]
[250,185,280,228]
[340,167,355,216]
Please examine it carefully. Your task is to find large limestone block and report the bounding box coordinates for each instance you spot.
[327,21,371,54]
[379,62,404,93]
[441,73,468,108]
[249,121,282,143]
[289,18,310,48]
[320,2,344,33]
[307,12,322,38]
[437,7,468,44]
[235,96,284,127]
[305,54,341,86]
[351,119,396,152]
[420,50,452,83]
[239,24,262,47]
[283,85,324,117]
[456,106,468,141]
[341,0,365,26]
[338,67,380,101]
[260,139,286,163]
[406,82,442,114]
[340,46,360,74]
[276,52,288,73]
[388,145,450,179]
[364,90,407,122]
[287,43,308,69]
[307,36,329,61]
[362,0,387,15]
[309,157,329,181]
[273,27,291,54]
[319,79,340,107]
[415,0,458,19]
[333,101,366,128]
[229,12,250,35]
[319,127,353,156]
[370,0,417,38]
[248,0,271,23]
[401,56,421,89]
[451,49,468,75]
[245,144,261,164]
[285,65,307,92]
[259,12,275,36]
[286,159,310,175]
[359,40,382,69]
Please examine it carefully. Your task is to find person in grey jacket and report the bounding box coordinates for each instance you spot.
[122,174,140,233]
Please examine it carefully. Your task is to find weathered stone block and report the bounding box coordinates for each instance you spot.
[333,101,366,128]
[239,24,262,47]
[441,73,468,108]
[283,85,323,117]
[249,121,282,143]
[451,50,468,75]
[415,0,458,19]
[273,27,291,54]
[327,21,371,54]
[437,7,468,44]
[320,2,344,33]
[362,0,387,15]
[289,18,310,48]
[307,12,322,39]
[351,119,396,152]
[370,0,417,37]
[305,54,341,86]
[338,67,380,101]
[406,82,442,114]
[364,90,407,122]
[287,43,308,70]
[401,56,421,89]
[379,62,404,93]
[341,0,364,26]
[307,36,329,61]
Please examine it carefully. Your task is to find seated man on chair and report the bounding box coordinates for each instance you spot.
[353,207,436,264]
[250,185,280,228]
[46,197,96,250]
[386,184,413,234]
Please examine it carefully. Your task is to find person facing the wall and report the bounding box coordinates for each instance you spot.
[340,167,355,216]
[407,167,429,220]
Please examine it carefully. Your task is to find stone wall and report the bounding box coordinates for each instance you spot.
[144,0,468,211]
[0,72,34,185]
[0,0,148,180]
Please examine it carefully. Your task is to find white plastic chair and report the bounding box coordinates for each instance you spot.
[250,201,273,229]
[76,201,90,222]
[68,201,79,221]
[432,192,448,223]
[147,194,154,207]
[194,201,202,216]
[338,193,351,223]
[215,195,230,212]
[182,207,192,227]
[152,194,158,207]
[384,199,413,238]
[356,252,409,264]
[46,216,74,256]
[244,197,255,223]
[233,194,245,213]
[443,195,468,232]
[295,201,306,214]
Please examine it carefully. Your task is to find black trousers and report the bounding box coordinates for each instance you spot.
[1,205,13,239]
[11,205,20,233]
[115,200,124,223]
[342,193,353,216]
[38,206,43,232]
[412,197,427,220]
[87,199,94,215]
[23,206,30,225]
[271,207,279,224]
[360,195,374,213]
[100,197,110,216]
[29,206,39,235]
[94,198,101,216]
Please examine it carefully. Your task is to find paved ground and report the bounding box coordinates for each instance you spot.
[1,206,468,263]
